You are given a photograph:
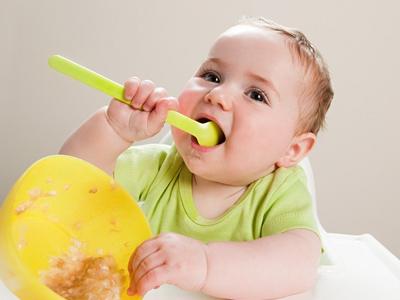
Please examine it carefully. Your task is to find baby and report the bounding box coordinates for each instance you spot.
[60,17,333,299]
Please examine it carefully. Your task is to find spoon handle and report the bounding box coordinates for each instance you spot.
[48,55,130,105]
[48,55,197,134]
[165,111,199,137]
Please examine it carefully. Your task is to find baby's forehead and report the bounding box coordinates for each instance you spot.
[208,25,303,85]
[209,25,296,66]
[217,25,287,47]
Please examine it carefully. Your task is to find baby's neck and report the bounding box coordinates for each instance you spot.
[191,175,248,219]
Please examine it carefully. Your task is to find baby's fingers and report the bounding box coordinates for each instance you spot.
[130,80,155,110]
[142,87,168,112]
[128,238,161,274]
[133,251,165,285]
[148,97,178,129]
[128,251,165,295]
[132,265,170,297]
[124,77,141,101]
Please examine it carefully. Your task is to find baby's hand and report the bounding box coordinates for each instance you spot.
[106,77,178,143]
[127,233,208,297]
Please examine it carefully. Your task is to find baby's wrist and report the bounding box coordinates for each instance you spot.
[102,107,135,146]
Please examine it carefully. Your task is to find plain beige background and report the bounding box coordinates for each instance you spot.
[1,0,399,257]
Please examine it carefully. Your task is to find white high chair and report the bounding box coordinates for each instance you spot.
[1,133,399,300]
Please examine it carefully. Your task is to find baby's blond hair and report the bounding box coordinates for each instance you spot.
[239,17,334,135]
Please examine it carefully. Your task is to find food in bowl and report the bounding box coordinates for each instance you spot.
[40,239,125,300]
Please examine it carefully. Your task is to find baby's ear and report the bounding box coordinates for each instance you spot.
[276,132,316,168]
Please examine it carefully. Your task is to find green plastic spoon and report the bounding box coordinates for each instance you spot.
[48,54,222,147]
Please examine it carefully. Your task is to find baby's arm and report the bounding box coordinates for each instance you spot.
[202,229,321,299]
[59,77,178,174]
[128,229,320,299]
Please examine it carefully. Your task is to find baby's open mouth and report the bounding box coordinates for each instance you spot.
[193,118,226,146]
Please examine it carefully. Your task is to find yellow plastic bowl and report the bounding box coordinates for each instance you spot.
[0,155,152,300]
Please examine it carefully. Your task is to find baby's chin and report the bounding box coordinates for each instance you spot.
[185,162,249,186]
[194,173,251,187]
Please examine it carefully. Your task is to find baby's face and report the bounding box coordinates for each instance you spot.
[172,25,304,185]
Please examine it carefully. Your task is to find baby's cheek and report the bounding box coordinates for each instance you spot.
[177,82,207,114]
[171,127,184,140]
[177,93,195,114]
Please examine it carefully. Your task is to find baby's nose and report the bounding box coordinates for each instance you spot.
[204,88,233,111]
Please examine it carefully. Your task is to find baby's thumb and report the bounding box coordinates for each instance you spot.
[164,97,179,112]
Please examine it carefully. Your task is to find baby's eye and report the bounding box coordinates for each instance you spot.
[201,71,221,83]
[246,88,269,104]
